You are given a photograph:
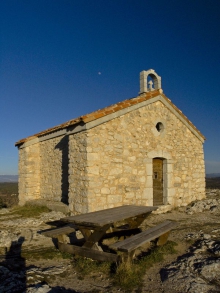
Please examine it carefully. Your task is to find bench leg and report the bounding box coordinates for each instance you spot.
[118,250,136,264]
[157,231,170,246]
[57,235,67,243]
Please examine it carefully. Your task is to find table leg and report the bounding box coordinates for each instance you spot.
[79,224,111,251]
[126,212,151,229]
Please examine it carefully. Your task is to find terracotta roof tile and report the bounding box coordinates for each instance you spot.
[15,89,205,146]
[104,110,113,114]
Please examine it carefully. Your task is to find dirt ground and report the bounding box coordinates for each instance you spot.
[0,190,220,293]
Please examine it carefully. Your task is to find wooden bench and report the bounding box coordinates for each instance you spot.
[40,225,76,242]
[109,220,177,260]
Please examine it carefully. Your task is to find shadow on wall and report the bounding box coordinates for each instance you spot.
[55,136,69,205]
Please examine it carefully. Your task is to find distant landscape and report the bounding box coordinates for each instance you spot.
[0,175,18,182]
[206,173,220,178]
[205,176,220,189]
[0,174,220,183]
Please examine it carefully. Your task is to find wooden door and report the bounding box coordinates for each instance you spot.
[153,158,163,206]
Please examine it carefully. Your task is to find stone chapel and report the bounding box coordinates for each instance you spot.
[15,69,206,214]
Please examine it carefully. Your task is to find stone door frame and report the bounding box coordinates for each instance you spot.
[145,150,175,206]
[153,157,164,205]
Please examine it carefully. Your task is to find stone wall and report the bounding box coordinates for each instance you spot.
[18,143,41,205]
[68,132,88,214]
[85,100,205,211]
[39,135,69,203]
[18,134,69,206]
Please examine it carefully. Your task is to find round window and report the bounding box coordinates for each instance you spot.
[156,122,164,133]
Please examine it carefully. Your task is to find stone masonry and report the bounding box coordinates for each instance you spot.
[18,142,40,205]
[15,70,206,214]
[82,101,205,213]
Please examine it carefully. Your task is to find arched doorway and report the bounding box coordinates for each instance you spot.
[153,158,164,205]
[145,150,174,206]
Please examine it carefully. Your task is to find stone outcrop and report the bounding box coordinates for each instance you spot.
[162,233,220,293]
[178,189,220,214]
[0,209,65,249]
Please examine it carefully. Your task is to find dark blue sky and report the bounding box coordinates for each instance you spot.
[0,0,220,175]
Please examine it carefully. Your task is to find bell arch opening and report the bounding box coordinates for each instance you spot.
[139,69,162,94]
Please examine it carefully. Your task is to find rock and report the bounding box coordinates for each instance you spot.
[0,261,70,292]
[27,264,68,277]
[0,265,26,292]
[202,233,212,240]
[210,205,218,213]
[209,241,220,256]
[0,231,20,248]
[0,208,10,214]
[1,211,66,228]
[26,284,51,293]
[199,261,220,282]
[0,265,10,274]
[185,197,220,214]
[186,278,216,293]
[162,238,220,292]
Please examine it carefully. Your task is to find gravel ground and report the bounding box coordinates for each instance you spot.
[0,189,220,293]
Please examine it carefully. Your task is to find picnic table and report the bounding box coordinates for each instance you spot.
[41,205,177,262]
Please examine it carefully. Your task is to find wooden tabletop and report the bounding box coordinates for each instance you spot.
[61,205,157,228]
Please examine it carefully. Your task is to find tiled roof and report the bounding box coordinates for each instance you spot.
[15,89,205,146]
